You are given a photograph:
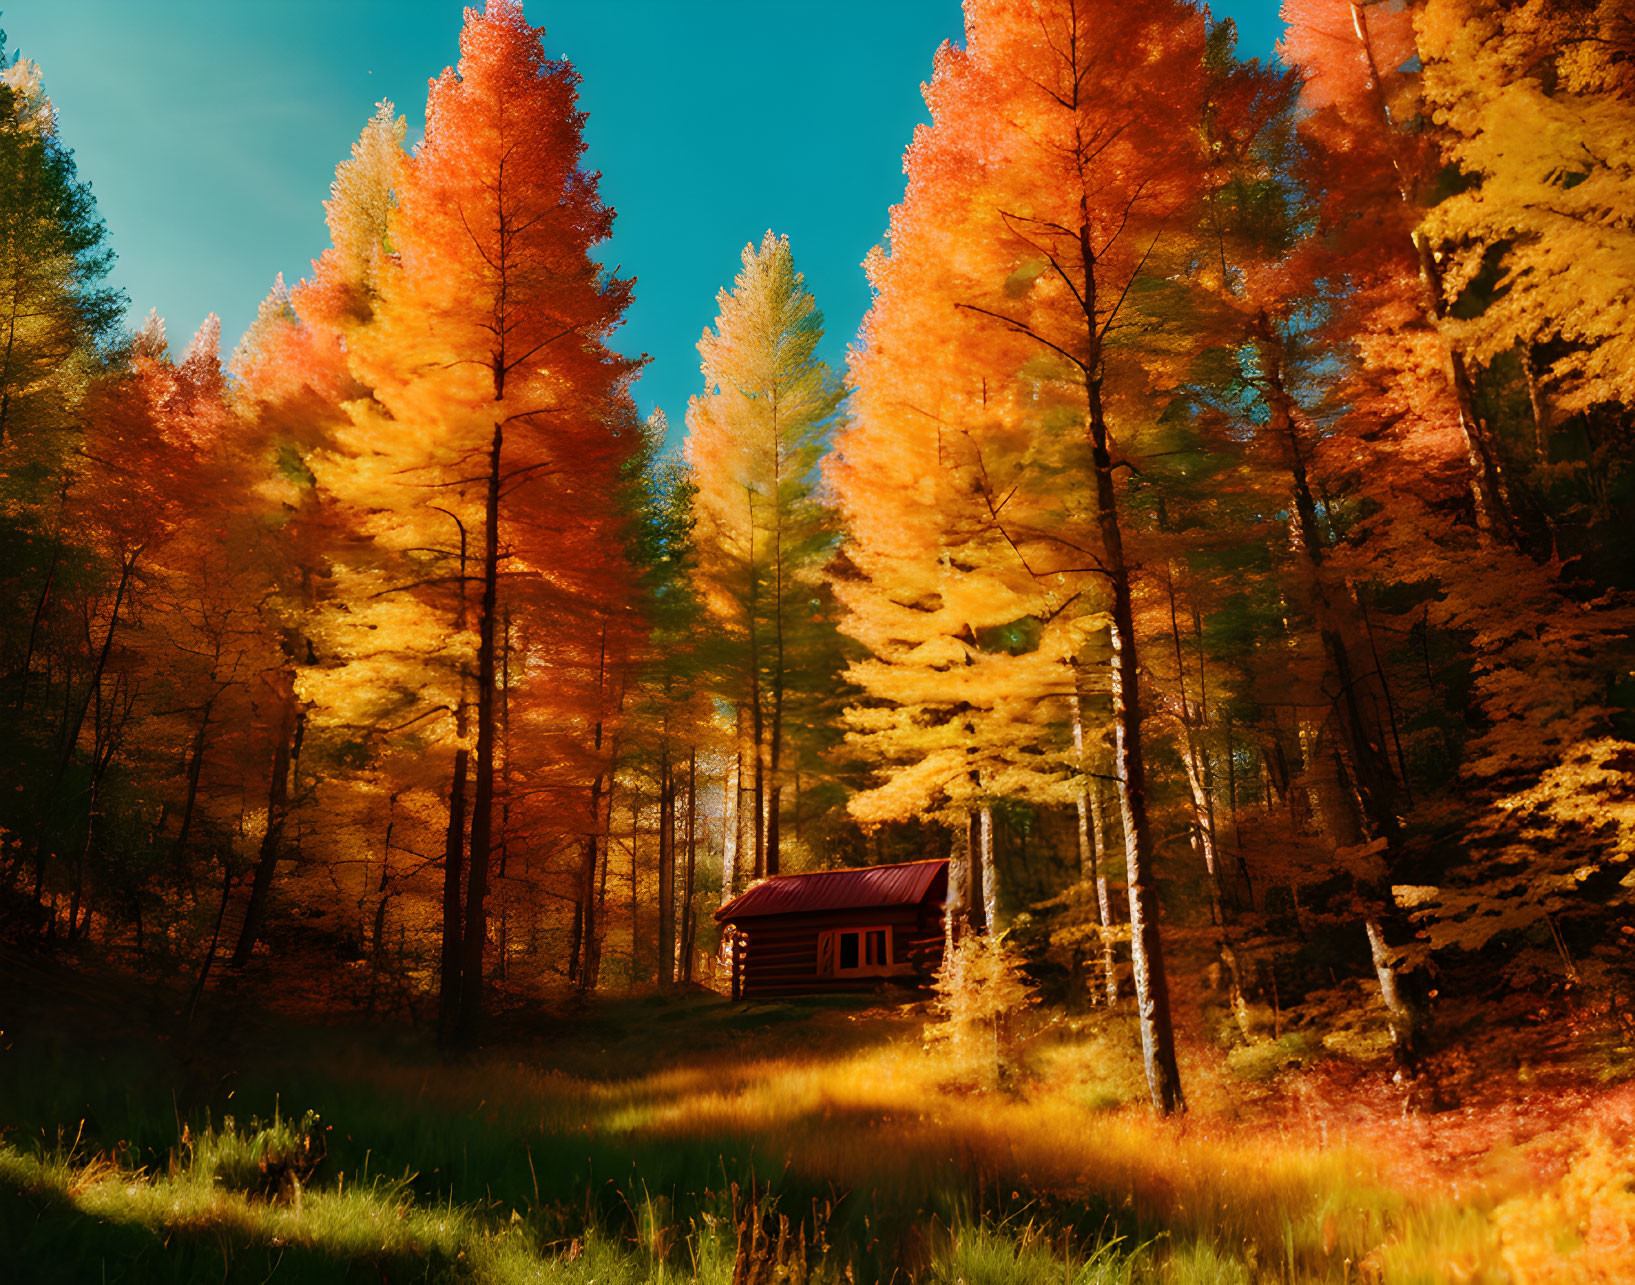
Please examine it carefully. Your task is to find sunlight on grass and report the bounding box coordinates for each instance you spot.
[2,1007,1618,1282]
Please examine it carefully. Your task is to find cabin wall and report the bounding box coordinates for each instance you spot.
[735,904,946,999]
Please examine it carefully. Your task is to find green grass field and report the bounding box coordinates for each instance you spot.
[0,956,1628,1284]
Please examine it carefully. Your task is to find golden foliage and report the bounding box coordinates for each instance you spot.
[1420,0,1635,414]
[1494,1133,1635,1283]
[926,932,1038,1086]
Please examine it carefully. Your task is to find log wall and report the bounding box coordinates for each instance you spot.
[735,903,946,998]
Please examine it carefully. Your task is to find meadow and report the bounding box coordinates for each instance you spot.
[3,947,1630,1285]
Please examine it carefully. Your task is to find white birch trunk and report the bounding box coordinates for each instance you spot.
[946,816,972,952]
[1072,691,1118,1004]
[979,805,997,931]
[1090,784,1119,1004]
[721,748,739,902]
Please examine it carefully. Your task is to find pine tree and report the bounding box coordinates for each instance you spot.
[222,106,407,973]
[904,0,1222,1114]
[685,232,845,879]
[0,34,123,756]
[0,46,122,463]
[832,243,1100,929]
[346,0,641,1040]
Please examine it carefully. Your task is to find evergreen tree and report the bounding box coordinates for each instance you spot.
[685,231,846,880]
[348,0,641,1042]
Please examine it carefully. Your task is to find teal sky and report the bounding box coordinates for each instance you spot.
[4,1,1281,440]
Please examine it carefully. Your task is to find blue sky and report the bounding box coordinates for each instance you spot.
[4,1,1282,441]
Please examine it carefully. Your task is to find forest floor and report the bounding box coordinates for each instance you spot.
[1,943,1632,1284]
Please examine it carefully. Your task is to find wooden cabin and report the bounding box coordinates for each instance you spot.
[715,859,949,1000]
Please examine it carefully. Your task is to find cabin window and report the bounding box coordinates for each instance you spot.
[819,926,896,977]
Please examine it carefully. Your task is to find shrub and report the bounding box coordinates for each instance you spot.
[185,1106,326,1202]
[926,932,1039,1088]
[1493,1133,1635,1283]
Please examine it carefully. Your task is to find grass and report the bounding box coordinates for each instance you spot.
[0,977,1628,1283]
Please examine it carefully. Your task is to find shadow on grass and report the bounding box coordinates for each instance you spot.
[0,1180,462,1285]
[2,962,1520,1283]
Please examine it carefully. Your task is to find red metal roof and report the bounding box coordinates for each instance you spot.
[716,859,949,922]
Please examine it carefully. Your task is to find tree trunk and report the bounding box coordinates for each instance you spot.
[963,809,986,934]
[749,687,765,881]
[498,607,512,879]
[658,749,675,987]
[629,792,640,986]
[231,679,300,967]
[1524,344,1549,463]
[766,388,790,878]
[766,581,785,877]
[946,815,973,949]
[1411,232,1515,543]
[67,774,98,941]
[36,542,135,902]
[590,766,613,989]
[573,629,609,986]
[68,677,127,941]
[1356,588,1413,797]
[682,747,698,983]
[170,699,215,866]
[1366,916,1418,1069]
[1089,783,1119,1005]
[978,805,997,930]
[1258,322,1420,1068]
[184,867,234,1027]
[766,775,782,876]
[16,527,62,714]
[743,484,767,882]
[1182,745,1224,924]
[55,547,140,785]
[1077,207,1183,1114]
[437,747,468,1039]
[571,773,602,988]
[369,795,398,1013]
[1073,788,1102,1007]
[456,421,504,1046]
[721,726,740,903]
[1223,721,1255,910]
[1072,691,1118,1006]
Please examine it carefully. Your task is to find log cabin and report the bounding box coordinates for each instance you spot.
[715,859,949,999]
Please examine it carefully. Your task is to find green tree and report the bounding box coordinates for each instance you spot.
[0,37,123,700]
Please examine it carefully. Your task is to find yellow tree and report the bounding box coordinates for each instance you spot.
[834,2,1134,958]
[850,0,1225,1115]
[685,232,844,880]
[1418,0,1635,431]
[225,101,410,975]
[834,226,1104,935]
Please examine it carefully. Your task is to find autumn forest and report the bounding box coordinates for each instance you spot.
[2,1,1634,1281]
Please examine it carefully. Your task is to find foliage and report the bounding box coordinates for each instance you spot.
[1493,1132,1635,1284]
[1,12,1634,1269]
[927,932,1039,1087]
[1419,0,1635,417]
[686,230,852,881]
